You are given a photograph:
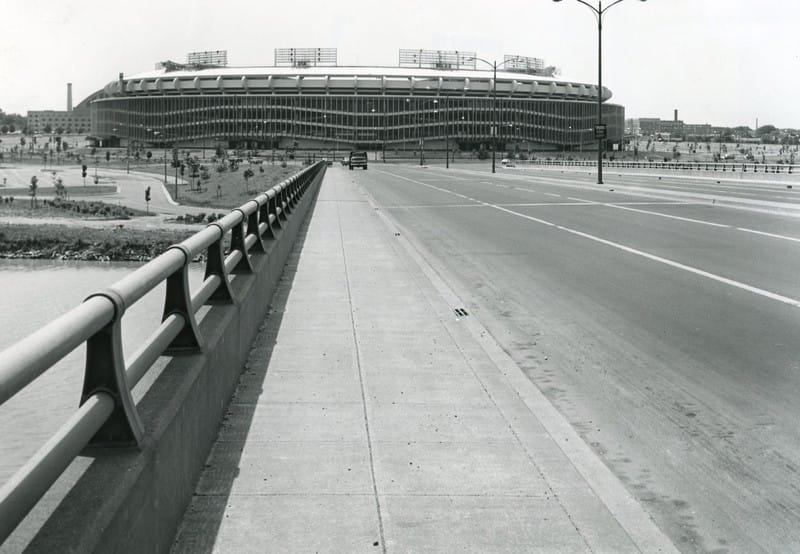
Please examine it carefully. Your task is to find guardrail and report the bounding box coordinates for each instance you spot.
[521,159,800,175]
[0,161,326,544]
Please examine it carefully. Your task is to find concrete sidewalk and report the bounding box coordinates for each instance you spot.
[171,168,677,553]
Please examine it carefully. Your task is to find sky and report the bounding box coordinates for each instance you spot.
[2,0,798,129]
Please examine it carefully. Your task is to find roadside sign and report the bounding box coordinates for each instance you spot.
[594,124,607,139]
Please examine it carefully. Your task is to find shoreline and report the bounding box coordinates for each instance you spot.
[0,220,198,262]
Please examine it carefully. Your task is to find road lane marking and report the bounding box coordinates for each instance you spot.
[377,169,800,308]
[401,167,800,243]
[384,202,609,209]
[564,197,732,229]
[736,228,800,243]
[428,165,800,207]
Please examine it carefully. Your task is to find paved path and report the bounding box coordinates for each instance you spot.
[171,169,677,553]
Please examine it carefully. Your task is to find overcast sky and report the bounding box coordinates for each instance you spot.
[2,0,798,128]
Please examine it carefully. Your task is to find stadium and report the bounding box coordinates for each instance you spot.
[90,49,625,157]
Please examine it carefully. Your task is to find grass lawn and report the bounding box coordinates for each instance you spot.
[147,162,302,210]
[0,185,115,197]
[0,197,149,219]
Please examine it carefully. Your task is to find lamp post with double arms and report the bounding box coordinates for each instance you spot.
[552,0,647,184]
[468,57,523,173]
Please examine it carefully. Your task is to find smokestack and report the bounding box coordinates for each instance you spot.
[674,109,678,122]
[67,83,73,112]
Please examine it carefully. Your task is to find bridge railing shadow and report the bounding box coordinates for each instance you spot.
[171,200,318,553]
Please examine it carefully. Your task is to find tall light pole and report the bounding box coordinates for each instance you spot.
[468,57,523,173]
[553,0,647,184]
[445,98,449,169]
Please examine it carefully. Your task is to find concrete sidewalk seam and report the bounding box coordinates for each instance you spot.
[336,185,389,554]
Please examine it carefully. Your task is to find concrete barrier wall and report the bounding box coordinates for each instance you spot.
[22,169,324,553]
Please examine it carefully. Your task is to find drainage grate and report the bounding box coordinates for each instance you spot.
[454,308,469,317]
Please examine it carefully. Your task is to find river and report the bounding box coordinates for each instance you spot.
[0,259,204,485]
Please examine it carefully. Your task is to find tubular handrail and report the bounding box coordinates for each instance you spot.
[0,161,326,544]
[520,158,800,175]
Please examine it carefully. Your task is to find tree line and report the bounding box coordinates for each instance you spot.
[0,109,28,134]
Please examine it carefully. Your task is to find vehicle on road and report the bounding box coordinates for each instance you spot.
[349,151,368,170]
[501,158,515,167]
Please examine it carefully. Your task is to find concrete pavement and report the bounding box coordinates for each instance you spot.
[171,168,677,553]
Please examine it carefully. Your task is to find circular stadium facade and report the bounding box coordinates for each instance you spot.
[91,64,624,154]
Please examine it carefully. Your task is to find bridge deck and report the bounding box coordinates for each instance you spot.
[171,168,675,553]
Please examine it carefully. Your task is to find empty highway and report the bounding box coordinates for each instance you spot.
[343,163,800,553]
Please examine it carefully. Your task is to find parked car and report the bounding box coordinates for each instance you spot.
[349,151,368,170]
[500,158,515,167]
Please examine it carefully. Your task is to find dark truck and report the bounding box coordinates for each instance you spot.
[348,151,368,170]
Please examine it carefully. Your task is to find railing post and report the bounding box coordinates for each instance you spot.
[162,244,204,354]
[204,223,237,304]
[81,290,144,446]
[269,190,283,229]
[277,185,289,223]
[230,209,255,274]
[246,200,266,253]
[260,194,278,239]
[280,184,292,216]
[287,176,299,209]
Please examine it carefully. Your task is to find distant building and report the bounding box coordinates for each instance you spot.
[638,118,661,137]
[636,114,718,141]
[684,123,712,139]
[659,119,684,137]
[88,49,626,152]
[27,108,91,134]
[27,82,92,134]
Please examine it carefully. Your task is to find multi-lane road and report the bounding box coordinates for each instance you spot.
[345,163,800,553]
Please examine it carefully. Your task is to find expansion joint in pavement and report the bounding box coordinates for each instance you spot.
[335,183,388,554]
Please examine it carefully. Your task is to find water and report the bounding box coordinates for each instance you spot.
[0,259,204,484]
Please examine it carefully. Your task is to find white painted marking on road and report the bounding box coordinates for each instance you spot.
[377,169,800,308]
[737,228,800,243]
[544,192,563,198]
[564,198,732,229]
[384,203,487,209]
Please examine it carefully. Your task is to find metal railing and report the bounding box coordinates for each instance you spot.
[0,161,326,543]
[521,159,800,175]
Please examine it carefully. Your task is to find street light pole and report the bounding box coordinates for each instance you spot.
[445,98,450,169]
[419,99,424,167]
[493,60,497,174]
[553,0,647,184]
[597,8,604,183]
[467,56,522,174]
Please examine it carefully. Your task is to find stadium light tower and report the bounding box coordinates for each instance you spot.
[552,0,647,184]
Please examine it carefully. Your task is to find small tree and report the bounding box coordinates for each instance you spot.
[243,168,254,193]
[54,177,67,199]
[29,175,39,208]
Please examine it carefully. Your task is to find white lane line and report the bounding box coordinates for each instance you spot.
[385,202,605,209]
[567,197,800,242]
[564,198,732,229]
[737,228,800,243]
[377,169,800,308]
[384,203,486,209]
[393,167,800,243]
